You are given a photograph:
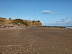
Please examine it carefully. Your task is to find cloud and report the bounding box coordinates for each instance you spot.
[61,17,68,23]
[42,10,52,14]
[56,17,72,26]
[56,17,68,23]
[42,10,61,15]
[61,17,68,21]
[69,20,72,23]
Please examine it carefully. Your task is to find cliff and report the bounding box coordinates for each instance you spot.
[0,17,42,27]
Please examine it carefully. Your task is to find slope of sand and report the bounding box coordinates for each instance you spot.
[0,27,72,54]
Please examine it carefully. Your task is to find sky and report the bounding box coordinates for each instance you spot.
[0,0,72,26]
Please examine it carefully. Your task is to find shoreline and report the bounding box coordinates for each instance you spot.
[0,26,72,30]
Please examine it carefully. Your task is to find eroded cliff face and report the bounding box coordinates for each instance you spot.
[23,20,42,26]
[0,18,42,27]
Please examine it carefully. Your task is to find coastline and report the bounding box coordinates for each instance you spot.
[0,26,72,31]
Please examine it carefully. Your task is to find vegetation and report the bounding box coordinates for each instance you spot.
[37,20,40,22]
[32,21,36,24]
[0,18,6,19]
[0,19,5,23]
[12,19,28,26]
[9,18,11,20]
[0,17,42,26]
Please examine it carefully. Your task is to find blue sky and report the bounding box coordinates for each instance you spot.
[0,0,72,26]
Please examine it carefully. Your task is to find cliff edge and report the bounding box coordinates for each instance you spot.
[0,17,42,28]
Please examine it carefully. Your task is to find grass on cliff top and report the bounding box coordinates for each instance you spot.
[0,18,6,24]
[12,19,28,26]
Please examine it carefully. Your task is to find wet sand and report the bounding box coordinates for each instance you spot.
[0,27,72,54]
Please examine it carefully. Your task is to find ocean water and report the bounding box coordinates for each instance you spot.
[66,27,72,29]
[51,26,72,29]
[56,26,72,29]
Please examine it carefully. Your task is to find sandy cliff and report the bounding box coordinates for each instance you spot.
[0,18,42,28]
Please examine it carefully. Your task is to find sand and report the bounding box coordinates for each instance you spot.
[0,27,72,54]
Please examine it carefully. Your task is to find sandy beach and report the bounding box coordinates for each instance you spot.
[0,27,72,54]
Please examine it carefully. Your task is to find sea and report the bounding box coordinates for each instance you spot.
[65,26,72,29]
